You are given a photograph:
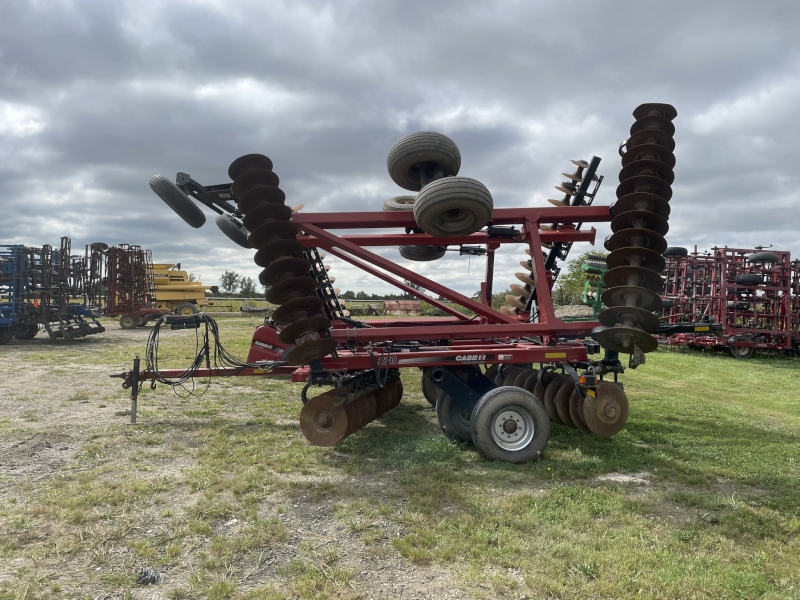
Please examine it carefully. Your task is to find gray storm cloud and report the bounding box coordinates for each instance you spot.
[1,0,798,294]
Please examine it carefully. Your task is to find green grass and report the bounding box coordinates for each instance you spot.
[0,319,798,599]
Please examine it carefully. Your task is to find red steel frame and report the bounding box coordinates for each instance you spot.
[133,205,613,383]
[660,246,798,353]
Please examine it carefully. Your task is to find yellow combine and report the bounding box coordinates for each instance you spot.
[151,263,211,315]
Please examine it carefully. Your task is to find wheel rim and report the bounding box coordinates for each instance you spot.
[490,406,535,451]
[453,404,472,431]
[180,306,195,315]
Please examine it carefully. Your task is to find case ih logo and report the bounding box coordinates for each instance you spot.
[455,354,486,363]
[254,341,275,350]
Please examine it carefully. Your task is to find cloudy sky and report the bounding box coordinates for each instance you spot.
[2,0,798,297]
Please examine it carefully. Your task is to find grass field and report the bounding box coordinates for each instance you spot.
[0,317,798,599]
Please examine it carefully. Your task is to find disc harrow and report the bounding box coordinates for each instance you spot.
[593,103,676,367]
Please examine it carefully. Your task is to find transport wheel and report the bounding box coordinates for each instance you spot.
[119,314,137,329]
[727,335,754,359]
[399,245,447,261]
[662,246,688,258]
[149,174,206,228]
[436,393,473,443]
[420,369,439,407]
[0,327,13,345]
[748,251,778,264]
[387,131,461,191]
[470,387,550,463]
[13,322,38,339]
[175,303,198,316]
[413,177,493,238]
[734,274,762,285]
[215,214,250,248]
[90,242,108,252]
[135,315,148,327]
[382,195,417,211]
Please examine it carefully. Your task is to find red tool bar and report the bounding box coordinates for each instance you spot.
[290,206,612,229]
[298,228,596,249]
[301,223,518,324]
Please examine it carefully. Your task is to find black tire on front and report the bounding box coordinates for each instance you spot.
[387,132,461,191]
[728,336,754,359]
[413,177,493,238]
[149,174,206,228]
[435,393,473,443]
[382,195,417,211]
[215,214,250,248]
[663,246,688,258]
[470,387,550,463]
[119,314,137,329]
[399,245,447,261]
[734,274,762,285]
[13,322,38,339]
[175,303,199,316]
[748,252,778,264]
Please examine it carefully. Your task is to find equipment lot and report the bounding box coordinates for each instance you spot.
[0,317,798,599]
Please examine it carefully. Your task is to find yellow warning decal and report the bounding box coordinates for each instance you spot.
[545,352,567,359]
[587,389,596,397]
[695,326,710,331]
[252,368,267,374]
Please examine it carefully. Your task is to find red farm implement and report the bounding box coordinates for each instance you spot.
[660,246,800,357]
[117,103,693,463]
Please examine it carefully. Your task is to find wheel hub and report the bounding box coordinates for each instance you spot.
[491,408,535,451]
[315,410,333,430]
[603,402,617,419]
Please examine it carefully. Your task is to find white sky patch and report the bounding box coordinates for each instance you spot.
[0,102,45,137]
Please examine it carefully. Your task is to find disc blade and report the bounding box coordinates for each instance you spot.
[582,382,630,438]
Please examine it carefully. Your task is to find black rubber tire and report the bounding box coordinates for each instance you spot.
[470,387,550,463]
[413,177,493,238]
[135,315,148,327]
[215,214,250,248]
[119,314,137,329]
[734,274,762,285]
[726,301,750,310]
[149,174,206,228]
[399,245,447,261]
[748,252,778,264]
[663,246,688,258]
[175,303,199,316]
[387,132,461,191]
[13,322,38,339]
[90,242,108,251]
[420,369,439,407]
[0,327,13,345]
[728,335,754,359]
[382,195,417,211]
[661,298,674,309]
[435,393,473,443]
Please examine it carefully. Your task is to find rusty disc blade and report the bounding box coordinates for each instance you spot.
[521,369,539,394]
[501,365,527,386]
[505,295,526,311]
[629,115,676,138]
[390,378,404,410]
[592,324,659,354]
[616,175,672,201]
[607,246,665,273]
[254,239,305,267]
[612,192,671,219]
[509,283,531,298]
[548,198,568,207]
[601,285,662,312]
[232,169,280,199]
[627,130,675,153]
[571,159,589,168]
[606,228,667,254]
[284,337,338,365]
[603,266,664,292]
[621,143,676,169]
[238,185,287,213]
[611,210,669,236]
[554,377,576,428]
[248,221,298,249]
[260,257,312,287]
[543,374,567,425]
[299,391,348,446]
[272,296,324,325]
[598,305,661,333]
[582,381,630,438]
[515,272,536,287]
[228,154,273,180]
[278,315,332,344]
[519,259,532,269]
[633,103,677,122]
[364,392,378,423]
[512,368,535,389]
[618,159,675,185]
[562,171,582,182]
[499,305,519,316]
[569,387,592,434]
[243,203,292,231]
[555,185,575,195]
[266,276,318,305]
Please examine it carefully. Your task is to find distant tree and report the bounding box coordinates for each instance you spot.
[552,251,609,306]
[219,270,241,294]
[355,291,370,299]
[339,290,356,299]
[239,276,258,297]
